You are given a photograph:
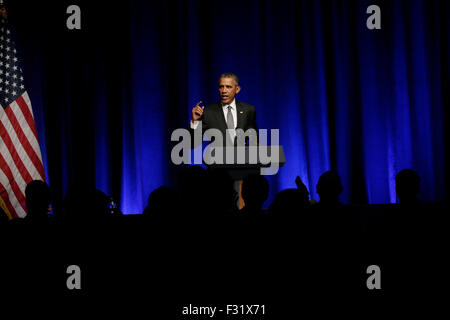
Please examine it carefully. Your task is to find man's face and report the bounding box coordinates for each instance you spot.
[218,77,240,105]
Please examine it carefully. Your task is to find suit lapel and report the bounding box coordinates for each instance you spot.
[215,102,228,133]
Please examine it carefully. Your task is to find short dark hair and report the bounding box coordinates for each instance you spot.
[395,169,420,184]
[219,72,239,86]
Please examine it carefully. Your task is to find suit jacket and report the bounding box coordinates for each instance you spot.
[190,101,258,148]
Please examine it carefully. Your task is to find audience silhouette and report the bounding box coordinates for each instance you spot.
[269,189,306,217]
[143,186,179,216]
[86,189,110,218]
[63,185,115,220]
[24,180,51,223]
[2,167,444,235]
[395,169,421,205]
[269,188,309,216]
[314,170,344,209]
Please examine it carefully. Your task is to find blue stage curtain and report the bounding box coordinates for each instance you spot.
[9,0,449,214]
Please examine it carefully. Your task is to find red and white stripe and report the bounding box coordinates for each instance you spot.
[0,91,45,219]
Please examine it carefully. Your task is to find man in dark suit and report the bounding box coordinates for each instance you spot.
[189,73,258,147]
[189,73,258,210]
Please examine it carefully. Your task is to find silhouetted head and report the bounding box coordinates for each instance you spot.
[316,171,343,205]
[25,180,51,221]
[64,186,112,219]
[87,189,110,217]
[143,186,179,215]
[242,174,269,211]
[395,169,420,204]
[269,188,309,216]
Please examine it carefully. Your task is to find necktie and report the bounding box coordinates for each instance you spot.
[226,105,235,141]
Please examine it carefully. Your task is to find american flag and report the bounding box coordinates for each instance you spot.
[0,6,45,219]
